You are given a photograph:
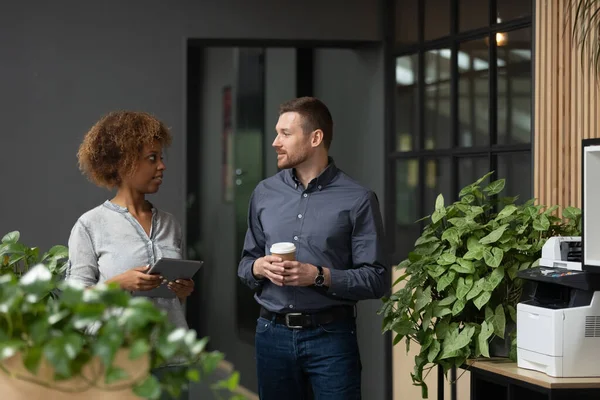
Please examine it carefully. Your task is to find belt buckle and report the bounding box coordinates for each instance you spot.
[284,313,304,329]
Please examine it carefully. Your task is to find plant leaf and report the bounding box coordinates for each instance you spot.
[480,224,509,245]
[507,305,517,323]
[435,194,445,211]
[105,366,129,385]
[483,179,506,195]
[133,375,161,399]
[463,248,484,260]
[451,298,466,316]
[483,247,504,268]
[1,231,20,244]
[562,206,581,220]
[415,287,432,312]
[427,340,441,363]
[441,227,461,246]
[23,346,43,374]
[437,271,456,292]
[437,253,456,266]
[440,325,475,359]
[435,320,450,340]
[478,321,494,358]
[495,205,518,220]
[484,266,505,292]
[432,209,445,224]
[129,339,150,360]
[453,258,475,274]
[456,277,473,299]
[473,291,492,310]
[533,214,550,231]
[466,278,485,300]
[493,304,506,339]
[439,294,457,307]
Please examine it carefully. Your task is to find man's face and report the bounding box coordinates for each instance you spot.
[122,141,166,194]
[272,112,312,169]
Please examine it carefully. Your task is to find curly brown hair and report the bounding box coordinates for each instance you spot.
[77,111,172,189]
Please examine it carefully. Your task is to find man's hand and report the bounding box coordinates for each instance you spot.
[168,279,195,301]
[253,256,286,286]
[276,261,327,287]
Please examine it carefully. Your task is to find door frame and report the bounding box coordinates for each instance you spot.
[184,36,391,400]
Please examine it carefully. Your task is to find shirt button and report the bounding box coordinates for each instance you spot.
[297,214,303,219]
[293,236,299,241]
[303,193,308,198]
[289,305,294,309]
[318,185,322,190]
[332,293,337,296]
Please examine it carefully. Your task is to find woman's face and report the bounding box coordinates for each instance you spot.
[122,141,166,194]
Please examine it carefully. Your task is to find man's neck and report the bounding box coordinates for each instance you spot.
[294,155,329,189]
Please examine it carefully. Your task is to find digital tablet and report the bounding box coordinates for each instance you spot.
[133,258,203,299]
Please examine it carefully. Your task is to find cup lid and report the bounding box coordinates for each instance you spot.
[270,242,296,254]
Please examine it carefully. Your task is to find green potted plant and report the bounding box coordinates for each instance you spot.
[379,172,581,398]
[0,231,243,399]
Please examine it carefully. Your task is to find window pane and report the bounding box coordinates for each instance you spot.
[497,0,532,22]
[458,157,490,191]
[396,0,418,46]
[396,55,419,152]
[395,159,421,260]
[425,49,452,149]
[458,38,490,147]
[424,158,452,210]
[425,0,450,40]
[460,0,489,32]
[497,28,532,144]
[497,152,532,201]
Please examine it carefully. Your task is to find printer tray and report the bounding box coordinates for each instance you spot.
[517,267,600,291]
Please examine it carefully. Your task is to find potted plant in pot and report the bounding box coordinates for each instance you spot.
[0,231,242,399]
[379,172,581,398]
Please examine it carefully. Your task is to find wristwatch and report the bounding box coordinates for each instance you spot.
[314,266,325,287]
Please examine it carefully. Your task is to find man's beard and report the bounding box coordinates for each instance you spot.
[277,150,310,170]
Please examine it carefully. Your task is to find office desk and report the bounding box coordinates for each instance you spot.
[466,359,600,400]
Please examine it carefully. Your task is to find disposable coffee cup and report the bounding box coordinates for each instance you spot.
[270,242,296,261]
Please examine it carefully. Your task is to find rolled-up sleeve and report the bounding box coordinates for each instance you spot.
[328,191,389,300]
[238,190,266,291]
[65,220,99,287]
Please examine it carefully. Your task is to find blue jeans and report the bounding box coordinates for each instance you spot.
[255,315,362,400]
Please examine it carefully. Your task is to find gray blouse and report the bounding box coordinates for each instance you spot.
[65,200,188,330]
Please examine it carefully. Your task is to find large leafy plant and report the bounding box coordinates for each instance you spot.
[0,231,68,277]
[0,232,243,399]
[379,173,581,398]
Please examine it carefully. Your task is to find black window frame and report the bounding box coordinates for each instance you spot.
[385,0,534,264]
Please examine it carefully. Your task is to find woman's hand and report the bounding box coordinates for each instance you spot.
[168,279,194,301]
[107,265,163,292]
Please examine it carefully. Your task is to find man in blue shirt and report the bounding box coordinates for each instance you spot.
[238,96,388,400]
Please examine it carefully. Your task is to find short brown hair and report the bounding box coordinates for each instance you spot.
[77,111,172,189]
[279,97,333,149]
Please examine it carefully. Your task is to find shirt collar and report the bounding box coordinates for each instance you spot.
[286,157,338,191]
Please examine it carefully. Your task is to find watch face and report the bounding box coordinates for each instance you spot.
[315,275,325,286]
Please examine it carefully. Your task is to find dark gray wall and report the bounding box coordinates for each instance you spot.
[314,47,387,400]
[0,0,379,250]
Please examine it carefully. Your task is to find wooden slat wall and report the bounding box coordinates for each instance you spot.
[535,0,600,209]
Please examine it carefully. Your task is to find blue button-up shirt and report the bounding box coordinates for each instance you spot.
[238,159,389,313]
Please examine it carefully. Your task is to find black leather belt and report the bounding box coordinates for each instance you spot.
[260,305,355,329]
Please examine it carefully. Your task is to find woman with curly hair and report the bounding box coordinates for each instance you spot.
[65,111,194,330]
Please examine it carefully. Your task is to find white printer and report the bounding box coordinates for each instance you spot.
[517,236,600,377]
